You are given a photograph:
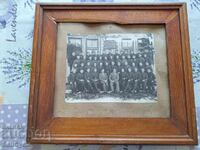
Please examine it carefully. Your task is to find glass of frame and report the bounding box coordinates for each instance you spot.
[54,23,170,118]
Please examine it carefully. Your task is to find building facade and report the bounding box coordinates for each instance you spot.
[67,33,154,57]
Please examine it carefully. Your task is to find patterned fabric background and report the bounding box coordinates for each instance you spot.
[0,0,200,149]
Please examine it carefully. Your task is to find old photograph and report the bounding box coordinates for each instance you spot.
[65,33,157,103]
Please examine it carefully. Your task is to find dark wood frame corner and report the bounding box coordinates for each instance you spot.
[27,3,198,144]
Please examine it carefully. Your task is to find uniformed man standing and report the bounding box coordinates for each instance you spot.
[99,69,109,93]
[99,62,104,72]
[72,55,81,71]
[67,51,76,71]
[109,68,120,93]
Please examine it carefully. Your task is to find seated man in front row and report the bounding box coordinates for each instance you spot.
[76,69,85,93]
[68,69,77,94]
[90,68,100,93]
[99,69,109,93]
[84,68,93,93]
[109,68,120,93]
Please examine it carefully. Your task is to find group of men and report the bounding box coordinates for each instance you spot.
[67,52,156,97]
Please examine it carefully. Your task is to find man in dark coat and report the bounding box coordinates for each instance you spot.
[104,61,110,75]
[99,69,109,92]
[147,68,157,95]
[120,68,128,93]
[124,68,133,92]
[76,69,86,93]
[68,69,77,94]
[140,68,148,93]
[84,68,93,93]
[91,68,100,93]
[110,61,116,74]
[131,68,141,94]
[131,62,136,71]
[116,61,122,72]
[109,68,120,93]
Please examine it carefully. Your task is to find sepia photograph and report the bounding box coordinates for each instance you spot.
[65,33,157,103]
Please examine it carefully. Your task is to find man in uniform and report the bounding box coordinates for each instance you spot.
[99,62,104,72]
[109,54,114,61]
[93,56,98,64]
[143,53,151,65]
[86,62,91,69]
[103,55,108,62]
[68,69,77,94]
[110,61,116,73]
[147,68,156,96]
[91,68,100,93]
[136,53,145,65]
[76,69,85,93]
[140,68,148,93]
[67,51,76,71]
[99,69,109,93]
[93,63,98,72]
[84,68,93,93]
[131,62,136,71]
[127,54,131,61]
[109,68,120,93]
[104,61,110,75]
[121,55,126,63]
[120,68,128,93]
[144,61,151,71]
[72,55,81,71]
[99,56,103,62]
[138,62,144,69]
[115,54,120,61]
[124,68,133,93]
[80,62,85,71]
[72,63,78,73]
[131,68,141,94]
[116,61,122,72]
[132,54,136,60]
[122,61,129,71]
[88,55,93,62]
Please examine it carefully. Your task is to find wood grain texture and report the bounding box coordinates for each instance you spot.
[27,3,198,144]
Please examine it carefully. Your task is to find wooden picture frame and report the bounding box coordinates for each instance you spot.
[27,3,198,144]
